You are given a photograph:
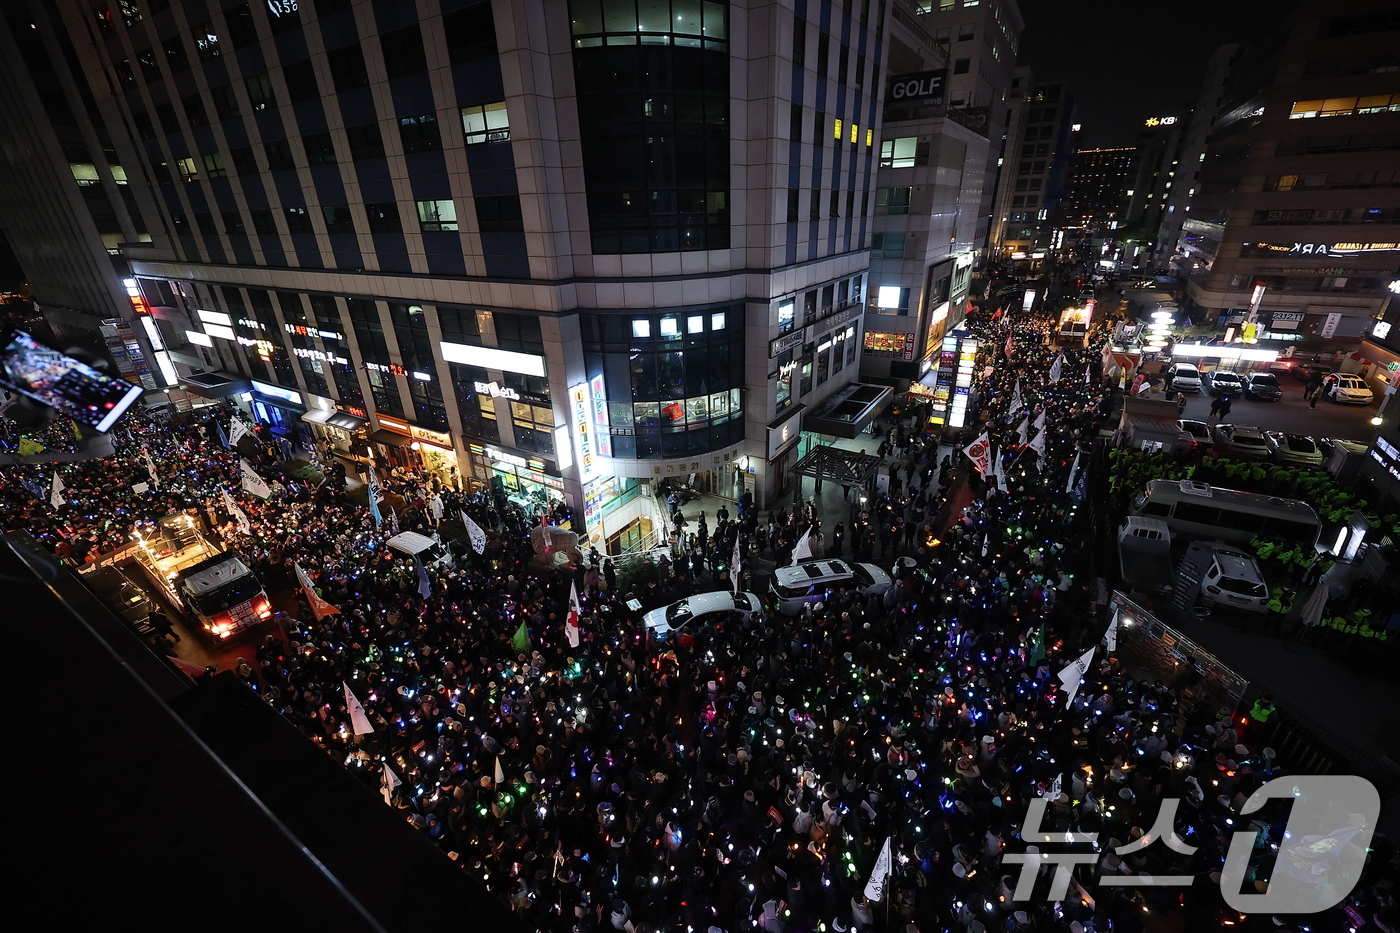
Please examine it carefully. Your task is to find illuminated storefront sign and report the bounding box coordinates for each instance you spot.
[570,382,598,481]
[589,373,612,457]
[409,425,453,450]
[469,443,565,488]
[770,330,805,357]
[474,381,520,400]
[376,414,411,435]
[1285,242,1400,256]
[1144,116,1178,126]
[863,331,916,360]
[251,380,302,405]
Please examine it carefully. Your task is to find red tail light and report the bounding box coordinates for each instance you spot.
[255,597,272,620]
[1206,586,1221,595]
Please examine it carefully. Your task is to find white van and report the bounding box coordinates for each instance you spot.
[770,559,892,616]
[386,531,455,570]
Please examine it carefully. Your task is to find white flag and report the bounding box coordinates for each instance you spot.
[1048,354,1064,383]
[381,763,401,806]
[964,431,993,476]
[565,581,581,648]
[732,534,743,595]
[1016,414,1030,448]
[222,487,252,535]
[1058,646,1096,707]
[1032,409,1046,435]
[228,416,251,449]
[1040,774,1063,799]
[1008,379,1023,417]
[494,755,505,785]
[143,448,160,488]
[1028,425,1047,464]
[343,681,375,735]
[1105,607,1119,652]
[863,836,894,901]
[790,527,813,566]
[240,458,272,499]
[49,471,66,508]
[461,511,487,554]
[1085,363,1094,385]
[388,506,401,536]
[1066,449,1082,491]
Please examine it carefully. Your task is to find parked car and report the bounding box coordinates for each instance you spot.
[1177,419,1214,452]
[1242,372,1283,401]
[1166,362,1203,393]
[1315,437,1369,461]
[770,559,891,616]
[1264,431,1324,468]
[82,566,153,627]
[1322,374,1375,405]
[1210,423,1270,460]
[643,591,763,635]
[1199,545,1269,613]
[1287,361,1336,384]
[1206,370,1244,397]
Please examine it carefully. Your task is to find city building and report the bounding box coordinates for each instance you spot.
[0,0,917,556]
[1117,115,1187,272]
[1169,0,1400,348]
[912,0,1023,250]
[858,1,1012,403]
[0,0,168,387]
[1161,43,1237,273]
[1057,147,1136,232]
[987,75,1077,261]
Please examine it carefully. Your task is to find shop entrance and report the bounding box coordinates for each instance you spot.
[609,516,654,555]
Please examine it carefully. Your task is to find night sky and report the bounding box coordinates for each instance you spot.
[1015,0,1260,148]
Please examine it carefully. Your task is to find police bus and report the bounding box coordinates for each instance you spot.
[1130,479,1321,549]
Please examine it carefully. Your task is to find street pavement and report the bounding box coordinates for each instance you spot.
[1159,376,1379,441]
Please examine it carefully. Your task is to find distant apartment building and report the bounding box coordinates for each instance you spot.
[988,75,1077,259]
[1058,147,1135,231]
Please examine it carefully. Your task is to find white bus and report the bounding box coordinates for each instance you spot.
[1130,479,1321,549]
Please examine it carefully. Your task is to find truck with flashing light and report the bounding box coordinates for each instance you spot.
[131,513,272,640]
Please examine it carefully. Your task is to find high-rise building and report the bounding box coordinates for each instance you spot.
[1058,147,1135,232]
[1117,114,1187,272]
[0,0,930,554]
[987,75,1076,260]
[858,1,1012,393]
[1169,0,1400,346]
[1161,43,1237,272]
[912,0,1023,250]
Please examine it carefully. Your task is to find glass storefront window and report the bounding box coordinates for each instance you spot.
[633,401,659,427]
[709,389,729,419]
[661,400,686,431]
[659,315,681,338]
[712,311,726,330]
[686,395,708,425]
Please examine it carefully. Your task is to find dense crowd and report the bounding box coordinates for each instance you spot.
[3,287,1392,933]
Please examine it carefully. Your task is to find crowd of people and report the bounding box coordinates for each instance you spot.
[2,284,1392,933]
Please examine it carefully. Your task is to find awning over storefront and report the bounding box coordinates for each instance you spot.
[368,429,413,447]
[803,383,895,438]
[301,409,367,431]
[179,371,251,398]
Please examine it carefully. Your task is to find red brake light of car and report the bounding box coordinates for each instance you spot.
[255,597,272,620]
[1206,586,1221,595]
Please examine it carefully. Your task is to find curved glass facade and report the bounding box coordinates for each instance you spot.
[582,306,744,458]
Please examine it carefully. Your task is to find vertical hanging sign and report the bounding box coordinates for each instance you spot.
[570,383,596,482]
[589,373,612,457]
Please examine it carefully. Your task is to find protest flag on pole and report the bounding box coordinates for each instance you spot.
[343,681,375,735]
[1058,646,1096,707]
[296,563,341,620]
[565,581,582,648]
[863,837,894,901]
[461,511,487,554]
